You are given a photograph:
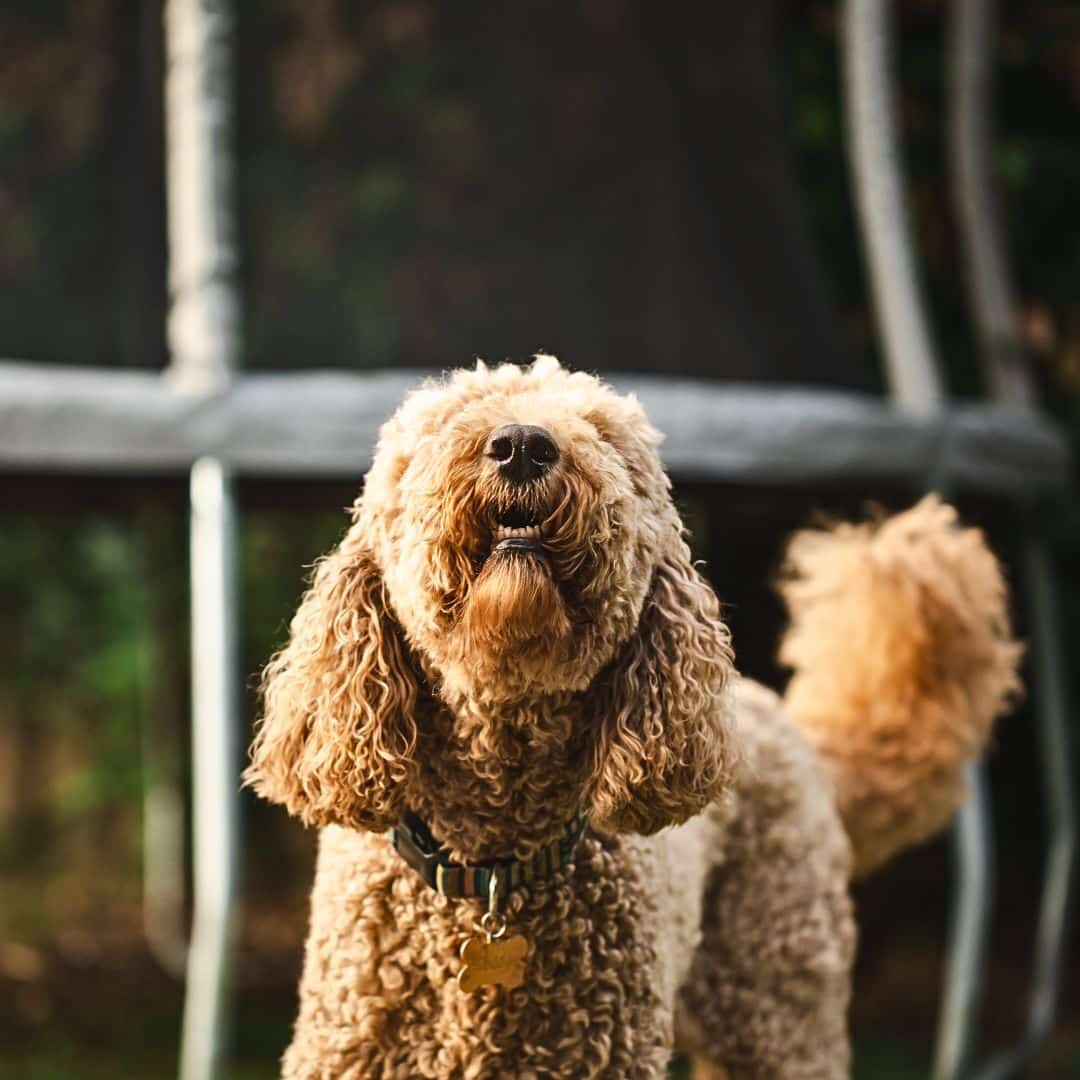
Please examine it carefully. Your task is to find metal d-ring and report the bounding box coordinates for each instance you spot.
[480,867,507,941]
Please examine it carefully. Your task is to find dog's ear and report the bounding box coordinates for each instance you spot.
[585,542,736,834]
[245,526,419,831]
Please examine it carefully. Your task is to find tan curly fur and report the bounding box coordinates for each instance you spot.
[777,496,1022,878]
[246,357,1021,1078]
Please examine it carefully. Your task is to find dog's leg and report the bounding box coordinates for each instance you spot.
[679,681,856,1079]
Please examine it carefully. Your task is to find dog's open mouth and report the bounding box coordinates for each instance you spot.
[491,506,544,555]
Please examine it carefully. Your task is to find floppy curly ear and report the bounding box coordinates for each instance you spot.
[244,526,419,831]
[586,541,736,834]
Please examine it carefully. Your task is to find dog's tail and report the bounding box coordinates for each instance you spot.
[776,496,1022,879]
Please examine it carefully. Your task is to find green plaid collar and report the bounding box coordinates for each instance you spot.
[390,810,589,901]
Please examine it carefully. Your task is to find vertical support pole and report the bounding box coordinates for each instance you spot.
[935,761,994,1080]
[180,459,240,1080]
[138,504,189,979]
[163,1,242,1077]
[948,0,1036,410]
[842,3,992,1075]
[947,4,1077,1076]
[1008,540,1076,1061]
[842,0,945,414]
[164,0,240,395]
[976,542,1077,1080]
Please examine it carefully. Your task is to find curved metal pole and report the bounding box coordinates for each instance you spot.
[947,3,1077,1075]
[164,0,243,1077]
[976,542,1077,1080]
[948,0,1035,410]
[934,762,994,1080]
[842,4,993,1076]
[842,0,945,414]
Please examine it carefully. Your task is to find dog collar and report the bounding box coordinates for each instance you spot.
[390,810,589,900]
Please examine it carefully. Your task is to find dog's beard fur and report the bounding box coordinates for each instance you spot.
[457,549,571,659]
[421,461,626,699]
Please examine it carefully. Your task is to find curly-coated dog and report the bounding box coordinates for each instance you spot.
[247,356,1020,1079]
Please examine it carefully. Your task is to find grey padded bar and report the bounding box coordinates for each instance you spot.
[0,363,1069,495]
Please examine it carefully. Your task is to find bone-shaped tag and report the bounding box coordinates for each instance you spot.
[458,934,528,992]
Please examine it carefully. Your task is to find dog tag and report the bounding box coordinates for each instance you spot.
[458,934,528,992]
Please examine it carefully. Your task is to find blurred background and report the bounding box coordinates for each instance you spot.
[1,1,1078,1077]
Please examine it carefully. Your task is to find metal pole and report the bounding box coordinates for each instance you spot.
[842,0,945,414]
[138,506,190,980]
[976,542,1077,1079]
[180,459,241,1080]
[842,4,993,1074]
[164,0,240,395]
[934,762,994,1080]
[948,0,1036,410]
[163,0,242,1077]
[947,4,1077,1074]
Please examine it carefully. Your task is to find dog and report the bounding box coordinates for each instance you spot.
[247,356,1020,1078]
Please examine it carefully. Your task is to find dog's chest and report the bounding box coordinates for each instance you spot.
[283,824,708,1079]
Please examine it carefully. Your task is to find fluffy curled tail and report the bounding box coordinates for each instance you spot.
[777,496,1022,879]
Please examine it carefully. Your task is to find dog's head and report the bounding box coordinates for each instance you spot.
[246,357,734,837]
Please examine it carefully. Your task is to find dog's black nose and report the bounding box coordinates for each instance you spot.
[485,424,559,483]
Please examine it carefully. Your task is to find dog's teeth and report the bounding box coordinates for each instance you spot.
[492,523,542,544]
